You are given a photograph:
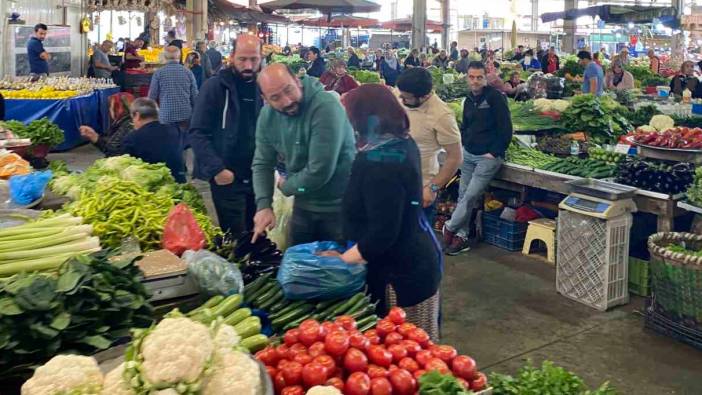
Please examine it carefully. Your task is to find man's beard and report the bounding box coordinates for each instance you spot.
[277,102,301,116]
[235,67,257,81]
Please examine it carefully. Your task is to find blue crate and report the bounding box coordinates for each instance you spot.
[482,210,528,252]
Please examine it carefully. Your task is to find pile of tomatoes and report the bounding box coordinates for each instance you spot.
[255,307,488,395]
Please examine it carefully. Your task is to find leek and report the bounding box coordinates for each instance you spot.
[0,232,90,252]
[0,226,93,249]
[0,237,100,261]
[0,228,65,241]
[0,249,101,276]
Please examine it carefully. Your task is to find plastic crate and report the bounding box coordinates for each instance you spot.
[482,210,528,252]
[628,257,650,297]
[556,211,632,311]
[645,299,702,351]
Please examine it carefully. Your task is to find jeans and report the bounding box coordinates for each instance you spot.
[289,206,344,246]
[446,150,503,237]
[210,184,256,236]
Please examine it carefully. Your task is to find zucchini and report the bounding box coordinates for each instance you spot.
[283,312,314,331]
[269,300,306,319]
[248,281,276,302]
[315,299,341,311]
[223,307,252,326]
[348,302,377,320]
[251,283,278,307]
[346,296,371,315]
[268,298,292,315]
[210,294,243,318]
[240,334,270,353]
[317,299,349,320]
[259,289,284,311]
[328,293,366,318]
[244,273,272,299]
[271,304,315,328]
[186,295,224,317]
[233,316,262,338]
[357,315,378,332]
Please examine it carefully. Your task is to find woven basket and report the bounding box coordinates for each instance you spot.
[647,232,702,326]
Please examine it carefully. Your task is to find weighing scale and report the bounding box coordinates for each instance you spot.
[559,193,637,219]
[136,250,199,302]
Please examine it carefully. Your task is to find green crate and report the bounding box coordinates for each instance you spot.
[629,257,650,297]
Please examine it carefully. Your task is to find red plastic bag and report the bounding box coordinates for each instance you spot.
[162,203,206,256]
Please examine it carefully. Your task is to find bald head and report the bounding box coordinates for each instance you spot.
[164,45,180,61]
[258,63,303,116]
[230,34,262,81]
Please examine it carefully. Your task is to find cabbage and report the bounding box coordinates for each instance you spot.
[649,115,675,132]
[122,164,174,190]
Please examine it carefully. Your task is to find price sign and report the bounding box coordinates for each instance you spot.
[614,144,632,154]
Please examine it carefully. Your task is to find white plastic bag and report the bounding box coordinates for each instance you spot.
[269,173,294,251]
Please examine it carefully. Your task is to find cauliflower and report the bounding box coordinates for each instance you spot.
[637,125,657,133]
[101,363,134,395]
[125,317,214,394]
[551,99,571,113]
[306,386,343,395]
[22,355,104,395]
[202,350,262,395]
[533,98,570,113]
[212,323,241,358]
[649,114,675,131]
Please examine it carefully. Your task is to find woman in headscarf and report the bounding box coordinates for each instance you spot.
[339,84,443,340]
[320,59,360,95]
[381,50,402,87]
[79,92,135,156]
[605,59,635,91]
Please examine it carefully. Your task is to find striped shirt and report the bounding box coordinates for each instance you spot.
[148,62,199,124]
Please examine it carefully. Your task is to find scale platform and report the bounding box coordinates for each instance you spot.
[560,193,637,219]
[137,250,199,302]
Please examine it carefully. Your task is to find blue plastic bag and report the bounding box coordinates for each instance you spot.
[8,170,52,206]
[277,241,367,300]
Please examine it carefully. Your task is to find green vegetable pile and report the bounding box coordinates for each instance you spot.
[0,251,153,379]
[685,167,702,206]
[665,243,702,257]
[47,159,69,178]
[625,63,655,85]
[557,55,584,78]
[587,147,626,165]
[447,100,463,127]
[349,70,381,84]
[560,95,632,144]
[419,370,472,395]
[509,100,563,132]
[629,105,661,127]
[490,361,616,395]
[541,157,618,179]
[506,140,560,169]
[271,54,308,73]
[2,118,64,147]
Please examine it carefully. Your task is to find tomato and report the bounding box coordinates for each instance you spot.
[277,359,291,370]
[345,372,371,395]
[375,319,396,338]
[397,323,417,337]
[308,341,326,358]
[283,329,300,346]
[289,343,307,357]
[370,377,393,395]
[412,369,426,380]
[451,355,477,380]
[456,377,470,390]
[406,328,430,347]
[299,327,321,347]
[274,371,287,394]
[388,364,399,371]
[367,345,393,367]
[401,340,421,357]
[281,361,303,386]
[293,352,312,366]
[302,362,328,388]
[398,357,419,373]
[367,364,389,378]
[364,329,379,337]
[276,344,291,360]
[322,322,342,336]
[432,345,458,363]
[335,315,358,331]
[344,347,369,373]
[470,372,487,391]
[415,350,433,367]
[350,331,371,350]
[266,365,277,379]
[324,331,350,357]
[384,332,404,346]
[387,307,407,325]
[424,358,450,374]
[388,368,416,395]
[299,319,321,332]
[387,344,408,363]
[281,385,304,395]
[256,347,278,366]
[313,355,336,374]
[365,330,381,345]
[326,377,345,392]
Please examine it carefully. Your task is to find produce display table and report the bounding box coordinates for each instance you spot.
[4,87,120,151]
[492,163,684,232]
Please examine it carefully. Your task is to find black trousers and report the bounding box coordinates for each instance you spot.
[210,183,256,236]
[289,206,344,247]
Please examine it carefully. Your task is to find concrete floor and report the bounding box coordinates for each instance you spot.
[48,145,702,395]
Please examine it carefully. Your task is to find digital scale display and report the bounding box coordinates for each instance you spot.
[563,196,610,214]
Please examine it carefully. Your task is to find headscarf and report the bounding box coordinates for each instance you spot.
[384,51,398,70]
[108,92,135,121]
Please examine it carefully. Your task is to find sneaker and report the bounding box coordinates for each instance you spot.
[442,225,455,249]
[446,235,471,256]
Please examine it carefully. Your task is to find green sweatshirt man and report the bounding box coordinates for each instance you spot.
[252,76,356,212]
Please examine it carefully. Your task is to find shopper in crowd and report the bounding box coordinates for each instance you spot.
[433,50,450,70]
[671,60,700,97]
[347,47,361,69]
[605,59,635,91]
[449,41,459,61]
[404,48,421,68]
[338,84,443,339]
[282,44,292,56]
[455,49,470,73]
[511,45,525,61]
[487,64,518,97]
[373,49,385,72]
[123,38,145,69]
[196,41,213,79]
[519,49,541,71]
[148,46,198,134]
[578,50,604,96]
[92,40,119,80]
[79,92,135,157]
[594,52,604,66]
[27,23,50,77]
[166,30,183,49]
[484,50,499,74]
[123,98,186,183]
[419,53,432,68]
[381,51,402,87]
[206,41,223,74]
[190,34,264,235]
[306,46,326,78]
[396,68,463,226]
[443,61,513,255]
[505,70,524,99]
[599,46,610,60]
[541,46,560,74]
[619,47,630,65]
[185,52,204,89]
[320,59,360,96]
[251,63,356,245]
[648,49,661,75]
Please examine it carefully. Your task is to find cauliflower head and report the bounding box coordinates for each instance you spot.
[202,350,262,395]
[101,363,134,395]
[125,317,215,394]
[637,125,657,133]
[22,355,104,395]
[649,114,675,131]
[306,386,343,395]
[213,324,241,358]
